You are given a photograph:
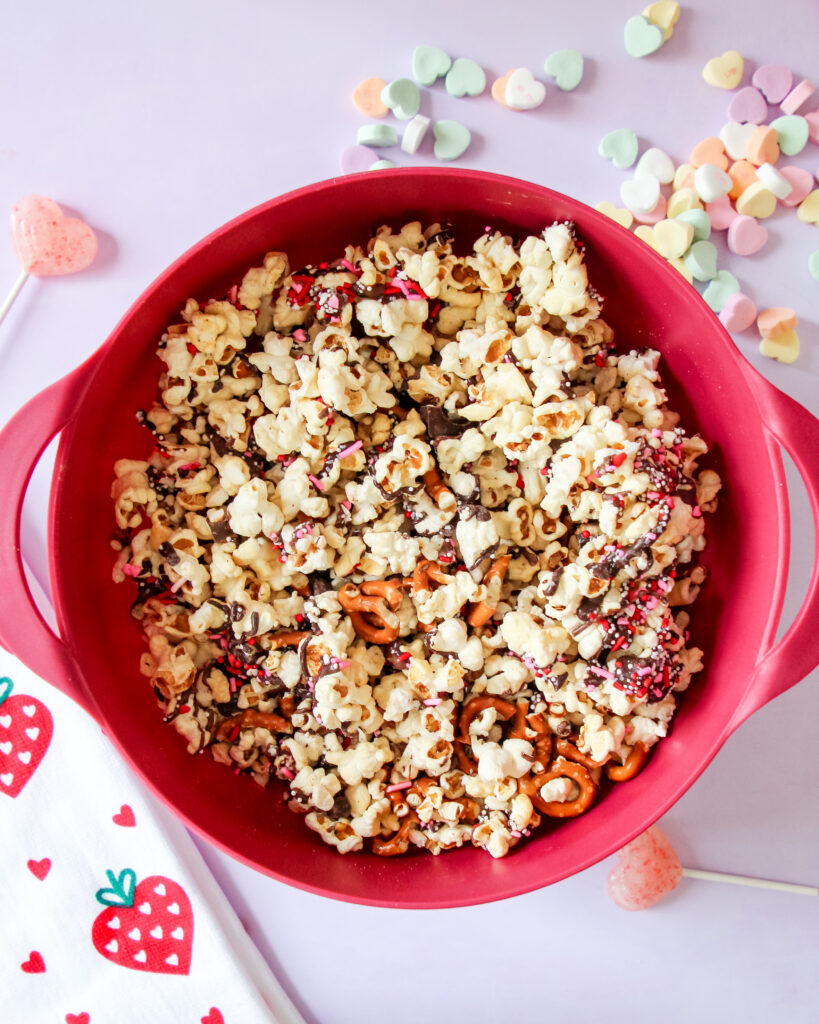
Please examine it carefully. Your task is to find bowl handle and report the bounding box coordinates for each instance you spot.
[728,366,819,731]
[0,356,101,718]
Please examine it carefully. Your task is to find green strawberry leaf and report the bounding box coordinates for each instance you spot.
[95,868,137,907]
[0,677,13,709]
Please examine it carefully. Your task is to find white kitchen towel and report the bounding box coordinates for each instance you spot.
[0,638,305,1024]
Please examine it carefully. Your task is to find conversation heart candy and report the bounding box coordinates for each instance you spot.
[757,306,797,338]
[401,114,430,155]
[667,255,693,283]
[727,214,768,256]
[652,218,694,259]
[340,144,377,174]
[755,162,792,200]
[735,182,776,219]
[719,291,757,331]
[745,125,780,166]
[381,78,421,120]
[412,45,451,86]
[543,49,584,91]
[694,163,732,203]
[719,122,757,161]
[608,826,682,911]
[727,159,758,199]
[779,166,814,207]
[702,270,740,312]
[636,147,675,184]
[10,196,98,276]
[632,194,667,224]
[808,251,819,282]
[595,201,634,229]
[667,188,703,218]
[624,15,665,58]
[673,163,696,190]
[691,136,728,170]
[780,79,815,114]
[444,58,485,97]
[642,0,680,39]
[759,328,799,363]
[705,195,738,229]
[432,119,471,160]
[357,124,398,147]
[505,68,546,110]
[634,224,661,253]
[804,110,819,144]
[683,239,718,281]
[491,71,514,108]
[621,173,661,214]
[769,114,809,156]
[369,159,397,170]
[752,64,792,103]
[727,86,767,124]
[352,77,388,118]
[599,128,638,169]
[673,208,711,241]
[702,50,744,90]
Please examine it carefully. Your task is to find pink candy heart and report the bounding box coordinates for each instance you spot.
[339,144,376,174]
[607,825,682,911]
[727,214,768,255]
[751,64,792,104]
[10,195,98,276]
[779,165,815,207]
[727,86,768,124]
[705,194,738,230]
[719,291,757,332]
[804,110,819,145]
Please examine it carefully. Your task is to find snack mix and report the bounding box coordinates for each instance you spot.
[111,220,721,859]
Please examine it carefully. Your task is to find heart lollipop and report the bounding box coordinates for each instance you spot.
[0,195,98,327]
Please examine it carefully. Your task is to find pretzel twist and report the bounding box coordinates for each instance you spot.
[423,465,456,510]
[555,737,610,770]
[268,630,312,650]
[371,812,419,857]
[466,554,512,628]
[215,708,293,741]
[338,581,401,644]
[605,742,650,782]
[518,757,596,818]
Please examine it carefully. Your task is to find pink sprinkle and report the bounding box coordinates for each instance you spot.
[423,698,443,706]
[308,474,325,491]
[336,440,363,460]
[280,767,295,781]
[170,576,185,592]
[177,461,201,472]
[590,665,615,680]
[522,829,531,837]
[511,830,522,838]
[651,428,663,438]
[335,659,351,670]
[122,563,141,577]
[293,328,307,341]
[386,781,412,793]
[692,505,702,517]
[340,258,357,273]
[341,500,352,510]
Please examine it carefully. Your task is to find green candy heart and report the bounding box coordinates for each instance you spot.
[0,676,12,709]
[381,78,421,120]
[444,58,486,98]
[684,240,718,282]
[95,868,137,908]
[624,15,665,57]
[370,159,398,170]
[703,270,740,312]
[357,124,398,147]
[769,114,809,156]
[412,45,451,86]
[598,128,638,169]
[433,119,471,161]
[673,209,711,242]
[809,250,819,282]
[544,49,584,91]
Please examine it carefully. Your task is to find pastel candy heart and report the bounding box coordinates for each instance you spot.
[719,291,757,331]
[717,123,754,162]
[412,45,451,86]
[432,119,471,161]
[444,58,485,97]
[703,270,740,312]
[727,214,768,256]
[667,255,693,283]
[673,163,696,190]
[759,328,799,364]
[690,136,728,170]
[598,128,638,169]
[702,50,744,90]
[779,166,814,207]
[757,306,797,338]
[683,239,718,281]
[634,224,660,253]
[340,144,376,174]
[780,79,815,115]
[667,188,703,218]
[381,78,421,120]
[491,70,514,108]
[735,182,776,219]
[543,49,584,91]
[595,201,634,229]
[745,125,780,166]
[755,162,792,200]
[352,78,388,118]
[705,195,738,229]
[632,194,667,224]
[369,160,397,170]
[505,67,546,110]
[642,0,680,39]
[624,15,665,58]
[621,173,661,214]
[607,826,682,911]
[808,250,819,282]
[726,86,767,124]
[769,114,809,156]
[694,163,732,203]
[357,124,398,147]
[673,208,711,241]
[796,189,819,223]
[728,159,759,199]
[751,64,792,104]
[805,110,819,145]
[10,196,98,276]
[636,147,675,184]
[401,115,430,155]
[653,218,695,259]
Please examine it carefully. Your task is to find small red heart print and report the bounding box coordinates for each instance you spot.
[201,1010,224,1024]
[65,1014,91,1024]
[21,950,45,973]
[112,804,136,827]
[27,857,52,880]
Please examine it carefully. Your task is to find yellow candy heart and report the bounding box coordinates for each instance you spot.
[634,224,660,252]
[702,50,744,90]
[653,218,694,259]
[595,201,634,229]
[759,327,800,364]
[667,255,694,283]
[642,0,680,39]
[673,162,696,190]
[667,188,703,217]
[797,189,819,224]
[735,182,777,219]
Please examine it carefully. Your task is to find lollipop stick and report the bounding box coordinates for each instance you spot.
[0,270,29,327]
[682,867,818,896]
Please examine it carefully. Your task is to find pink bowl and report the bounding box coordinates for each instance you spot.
[1,169,818,908]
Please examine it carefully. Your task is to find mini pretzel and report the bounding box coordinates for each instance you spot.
[423,465,455,510]
[411,559,452,633]
[360,578,404,610]
[338,582,400,644]
[458,695,517,743]
[518,757,596,818]
[606,742,649,782]
[268,630,312,650]
[371,812,419,857]
[555,737,610,770]
[508,704,553,766]
[215,708,293,741]
[278,695,297,720]
[466,554,511,628]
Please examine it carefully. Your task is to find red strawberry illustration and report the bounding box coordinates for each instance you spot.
[0,677,53,798]
[91,868,193,975]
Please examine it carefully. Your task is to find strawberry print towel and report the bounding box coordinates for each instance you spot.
[0,641,304,1024]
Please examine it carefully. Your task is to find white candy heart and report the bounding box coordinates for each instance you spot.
[621,173,661,213]
[133,949,147,964]
[17,750,31,764]
[1,772,14,786]
[25,727,39,741]
[695,163,733,202]
[636,147,676,184]
[756,162,792,199]
[401,114,430,155]
[720,121,757,161]
[505,67,546,110]
[0,741,11,755]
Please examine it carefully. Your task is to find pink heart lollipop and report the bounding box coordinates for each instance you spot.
[10,195,97,276]
[607,825,682,910]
